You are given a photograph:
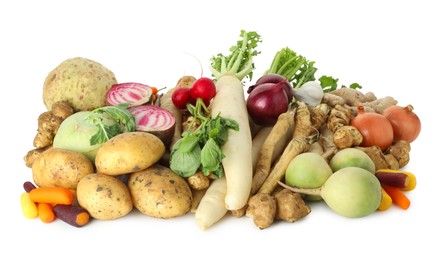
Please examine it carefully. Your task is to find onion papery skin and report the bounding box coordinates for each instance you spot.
[382,105,421,143]
[351,106,394,151]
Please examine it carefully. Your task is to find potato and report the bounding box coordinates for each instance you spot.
[95,132,166,175]
[77,173,133,220]
[128,164,192,219]
[32,148,94,190]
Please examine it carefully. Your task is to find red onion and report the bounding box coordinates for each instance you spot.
[247,79,290,126]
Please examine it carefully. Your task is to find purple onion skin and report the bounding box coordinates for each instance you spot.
[248,74,293,101]
[247,81,290,126]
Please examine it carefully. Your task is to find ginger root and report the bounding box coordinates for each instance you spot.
[356,140,411,170]
[356,146,393,170]
[386,140,410,168]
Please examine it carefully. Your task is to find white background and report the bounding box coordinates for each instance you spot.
[1,0,442,259]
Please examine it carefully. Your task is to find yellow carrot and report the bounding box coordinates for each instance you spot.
[20,192,38,219]
[378,187,392,211]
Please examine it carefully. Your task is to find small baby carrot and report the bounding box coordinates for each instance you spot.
[20,192,38,219]
[382,184,411,210]
[37,203,56,223]
[376,169,416,191]
[378,187,392,211]
[23,181,37,193]
[29,187,74,205]
[53,204,90,227]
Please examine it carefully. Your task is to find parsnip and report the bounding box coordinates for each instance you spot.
[211,75,253,210]
[251,126,273,171]
[195,176,228,230]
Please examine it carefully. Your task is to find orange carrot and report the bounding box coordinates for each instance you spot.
[29,187,74,205]
[53,204,90,227]
[37,203,56,223]
[382,184,410,210]
[20,192,38,219]
[378,187,392,211]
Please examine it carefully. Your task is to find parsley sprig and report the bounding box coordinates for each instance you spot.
[169,99,239,179]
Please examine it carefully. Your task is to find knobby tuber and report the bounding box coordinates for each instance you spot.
[275,189,311,222]
[246,193,276,229]
[25,101,73,167]
[327,105,362,149]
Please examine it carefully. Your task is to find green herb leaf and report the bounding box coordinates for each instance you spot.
[319,75,339,93]
[169,103,239,179]
[349,82,363,89]
[170,139,202,178]
[178,135,200,153]
[201,138,224,177]
[84,103,136,145]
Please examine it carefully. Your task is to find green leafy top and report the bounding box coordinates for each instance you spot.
[169,99,239,179]
[265,47,317,89]
[319,75,363,93]
[210,30,262,81]
[84,103,136,145]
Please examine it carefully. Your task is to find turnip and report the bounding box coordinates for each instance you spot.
[53,111,117,162]
[285,152,332,189]
[329,148,375,174]
[279,167,382,218]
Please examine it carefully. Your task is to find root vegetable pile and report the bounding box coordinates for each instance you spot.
[20,30,421,230]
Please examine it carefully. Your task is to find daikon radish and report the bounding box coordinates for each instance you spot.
[209,30,261,210]
[195,176,227,230]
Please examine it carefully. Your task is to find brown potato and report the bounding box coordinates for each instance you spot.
[128,164,192,219]
[95,132,166,175]
[32,148,94,190]
[76,173,133,220]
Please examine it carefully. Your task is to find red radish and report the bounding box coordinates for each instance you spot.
[128,105,176,146]
[106,82,153,106]
[190,77,217,100]
[172,87,192,109]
